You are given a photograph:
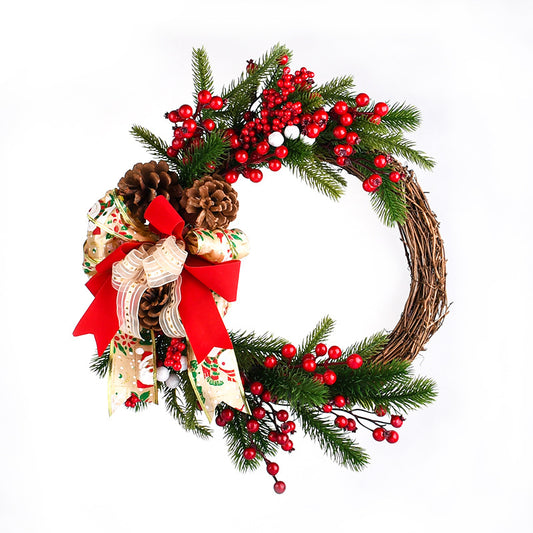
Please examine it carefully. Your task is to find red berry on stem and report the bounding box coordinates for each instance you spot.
[183,118,197,133]
[340,113,353,126]
[172,138,185,150]
[315,343,327,356]
[323,370,337,385]
[373,427,386,441]
[389,171,401,183]
[167,110,179,123]
[261,391,272,402]
[264,356,278,368]
[334,395,346,408]
[178,104,193,119]
[225,171,239,184]
[374,154,387,168]
[275,145,288,159]
[215,415,226,427]
[363,178,378,192]
[277,433,289,445]
[313,373,325,384]
[249,169,263,183]
[347,419,357,432]
[282,439,294,451]
[269,159,282,171]
[369,114,381,125]
[346,354,363,369]
[374,102,389,116]
[323,403,333,413]
[246,419,260,433]
[306,124,320,138]
[333,101,348,115]
[355,93,370,107]
[328,346,342,359]
[221,408,234,422]
[333,126,347,139]
[391,415,404,428]
[302,358,317,372]
[198,90,212,104]
[210,96,224,110]
[256,141,269,155]
[346,132,359,145]
[235,150,248,163]
[274,481,286,494]
[266,462,279,476]
[387,430,399,443]
[335,416,348,428]
[279,55,289,65]
[166,147,178,158]
[369,174,382,189]
[203,118,216,132]
[375,406,387,417]
[313,109,328,123]
[250,382,264,395]
[281,344,297,359]
[243,447,256,460]
[268,431,278,442]
[253,407,266,420]
[276,410,289,422]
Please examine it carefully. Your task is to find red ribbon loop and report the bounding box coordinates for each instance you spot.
[74,197,240,363]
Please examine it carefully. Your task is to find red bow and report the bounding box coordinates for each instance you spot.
[74,196,240,363]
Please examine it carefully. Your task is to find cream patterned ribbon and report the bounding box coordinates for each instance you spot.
[111,236,188,338]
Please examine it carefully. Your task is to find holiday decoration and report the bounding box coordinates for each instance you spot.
[76,45,448,494]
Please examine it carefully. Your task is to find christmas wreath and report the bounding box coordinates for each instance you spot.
[74,44,448,494]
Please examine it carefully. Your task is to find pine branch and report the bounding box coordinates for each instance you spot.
[191,47,215,97]
[379,102,422,133]
[297,316,335,360]
[229,330,288,372]
[89,348,110,378]
[374,376,437,413]
[130,125,175,167]
[295,406,370,471]
[314,75,357,107]
[343,331,389,361]
[370,176,408,227]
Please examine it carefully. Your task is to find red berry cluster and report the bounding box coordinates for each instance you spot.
[164,338,186,371]
[124,393,140,408]
[165,90,225,157]
[268,342,363,385]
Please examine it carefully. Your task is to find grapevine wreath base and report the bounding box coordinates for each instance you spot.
[74,45,448,493]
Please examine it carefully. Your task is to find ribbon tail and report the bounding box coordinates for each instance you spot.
[178,270,233,363]
[73,276,119,355]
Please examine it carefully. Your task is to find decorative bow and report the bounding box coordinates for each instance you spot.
[74,196,241,363]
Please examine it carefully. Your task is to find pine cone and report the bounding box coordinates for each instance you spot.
[180,174,239,230]
[138,285,170,330]
[117,161,183,224]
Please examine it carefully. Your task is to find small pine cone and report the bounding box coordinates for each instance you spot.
[117,161,183,224]
[180,174,239,230]
[138,285,171,330]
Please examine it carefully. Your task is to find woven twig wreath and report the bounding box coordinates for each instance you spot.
[75,45,448,493]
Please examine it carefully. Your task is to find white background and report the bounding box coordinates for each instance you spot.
[1,1,532,531]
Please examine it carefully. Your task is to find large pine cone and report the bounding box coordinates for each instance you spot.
[138,285,170,330]
[179,174,238,230]
[117,161,183,224]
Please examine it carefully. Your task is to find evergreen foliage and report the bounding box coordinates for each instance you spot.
[130,125,171,165]
[229,330,288,372]
[297,315,335,360]
[191,47,215,97]
[370,176,408,227]
[89,348,110,378]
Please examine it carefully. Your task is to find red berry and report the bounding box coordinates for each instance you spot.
[302,358,317,372]
[235,150,248,163]
[313,109,328,123]
[203,118,216,131]
[266,462,279,476]
[375,406,387,417]
[281,344,297,359]
[198,90,212,104]
[336,157,346,167]
[346,354,363,369]
[373,427,386,441]
[340,113,353,126]
[391,415,404,428]
[262,391,272,402]
[178,104,193,119]
[264,356,278,368]
[281,439,293,451]
[369,174,382,188]
[306,124,320,138]
[279,55,289,65]
[221,408,234,422]
[273,481,286,494]
[269,159,282,171]
[335,416,348,428]
[167,110,179,123]
[323,370,337,385]
[333,101,348,115]
[243,447,256,460]
[166,147,177,157]
[225,170,239,184]
[215,415,226,427]
[347,419,356,432]
[285,421,296,433]
[230,136,241,149]
[362,178,378,192]
[386,430,399,443]
[172,138,184,150]
[355,93,370,107]
[334,395,346,408]
[276,410,289,422]
[250,382,264,395]
[210,96,224,110]
[374,154,387,168]
[328,346,342,359]
[369,114,382,125]
[275,145,289,159]
[183,118,197,133]
[302,353,315,361]
[256,141,270,155]
[315,343,327,356]
[374,102,389,116]
[333,126,347,139]
[346,132,359,145]
[246,419,260,433]
[248,169,263,183]
[323,403,333,413]
[268,431,278,442]
[253,407,266,420]
[313,373,325,384]
[277,433,289,445]
[389,171,401,183]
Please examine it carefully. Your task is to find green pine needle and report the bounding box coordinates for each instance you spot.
[380,102,422,133]
[191,47,215,97]
[89,348,110,378]
[313,75,357,107]
[370,177,408,227]
[130,125,173,166]
[297,316,335,360]
[343,331,390,361]
[229,330,288,372]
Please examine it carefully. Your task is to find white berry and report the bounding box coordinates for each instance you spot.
[180,355,188,370]
[300,133,315,145]
[284,125,300,140]
[268,131,284,147]
[166,374,180,389]
[156,366,170,382]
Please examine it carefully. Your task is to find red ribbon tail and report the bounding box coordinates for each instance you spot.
[73,276,119,356]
